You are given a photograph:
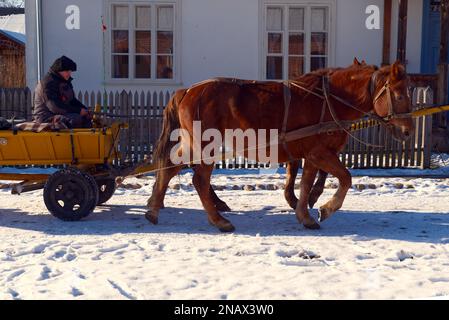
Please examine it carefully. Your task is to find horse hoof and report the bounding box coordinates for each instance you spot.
[318,207,331,222]
[145,212,159,225]
[218,222,236,233]
[304,222,321,230]
[209,218,235,232]
[216,203,231,212]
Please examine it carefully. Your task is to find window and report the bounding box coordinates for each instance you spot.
[264,3,332,80]
[109,2,177,81]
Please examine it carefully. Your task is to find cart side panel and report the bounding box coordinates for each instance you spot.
[0,127,120,166]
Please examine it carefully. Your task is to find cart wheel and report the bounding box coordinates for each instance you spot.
[43,169,98,221]
[96,177,116,205]
[82,172,99,216]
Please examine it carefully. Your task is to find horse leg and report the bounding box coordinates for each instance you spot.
[309,150,352,222]
[308,170,328,209]
[210,186,232,212]
[284,160,300,209]
[146,165,183,225]
[191,164,230,211]
[192,164,235,232]
[295,160,320,229]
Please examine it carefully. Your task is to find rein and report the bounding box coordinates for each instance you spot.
[281,68,412,149]
[321,76,385,148]
[283,78,384,148]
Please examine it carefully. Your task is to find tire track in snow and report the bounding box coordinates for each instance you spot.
[107,279,137,300]
[6,269,25,282]
[7,288,19,299]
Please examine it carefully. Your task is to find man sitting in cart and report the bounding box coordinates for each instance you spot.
[33,56,92,129]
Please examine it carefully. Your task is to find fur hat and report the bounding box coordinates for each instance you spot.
[50,56,77,72]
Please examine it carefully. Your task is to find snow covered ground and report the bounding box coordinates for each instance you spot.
[1,166,449,300]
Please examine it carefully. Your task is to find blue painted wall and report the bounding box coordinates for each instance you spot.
[421,0,442,73]
[421,0,449,103]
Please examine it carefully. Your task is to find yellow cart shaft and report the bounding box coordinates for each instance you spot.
[412,105,449,118]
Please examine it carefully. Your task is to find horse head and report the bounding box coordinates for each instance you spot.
[370,61,414,141]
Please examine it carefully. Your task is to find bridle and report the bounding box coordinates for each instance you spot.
[369,70,413,122]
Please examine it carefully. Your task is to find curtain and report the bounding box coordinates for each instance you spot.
[267,7,282,31]
[158,6,174,30]
[113,5,129,29]
[289,8,304,30]
[311,8,327,31]
[136,6,151,29]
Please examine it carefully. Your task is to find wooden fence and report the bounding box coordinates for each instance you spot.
[0,87,433,169]
[340,116,432,169]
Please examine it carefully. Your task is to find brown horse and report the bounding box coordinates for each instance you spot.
[283,58,371,211]
[147,61,414,232]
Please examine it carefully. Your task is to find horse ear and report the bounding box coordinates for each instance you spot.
[361,60,367,65]
[391,60,404,81]
[353,57,361,65]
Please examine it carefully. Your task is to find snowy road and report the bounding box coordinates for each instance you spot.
[1,172,449,300]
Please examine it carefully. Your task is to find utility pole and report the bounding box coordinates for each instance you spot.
[396,0,408,64]
[382,0,392,66]
[437,0,449,105]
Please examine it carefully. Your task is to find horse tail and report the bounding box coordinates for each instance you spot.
[153,89,186,170]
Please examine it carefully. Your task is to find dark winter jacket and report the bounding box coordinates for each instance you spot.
[33,71,86,123]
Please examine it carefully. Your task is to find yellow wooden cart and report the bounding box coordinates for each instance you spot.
[0,119,135,221]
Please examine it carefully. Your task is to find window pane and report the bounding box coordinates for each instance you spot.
[311,32,327,55]
[136,31,151,54]
[268,33,282,54]
[311,8,327,31]
[289,8,304,30]
[157,56,173,79]
[266,56,283,80]
[311,57,327,71]
[135,55,151,78]
[289,57,304,79]
[158,6,174,30]
[112,30,129,53]
[136,6,151,29]
[267,7,283,31]
[112,55,129,78]
[157,31,173,54]
[289,33,304,55]
[112,5,129,29]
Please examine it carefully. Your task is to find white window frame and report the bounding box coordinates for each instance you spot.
[104,0,182,85]
[258,0,336,80]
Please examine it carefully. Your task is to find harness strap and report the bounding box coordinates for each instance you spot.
[319,100,327,124]
[386,81,394,119]
[290,81,324,99]
[281,76,382,148]
[322,75,385,148]
[281,81,295,161]
[291,81,377,120]
[281,81,291,136]
[284,121,354,142]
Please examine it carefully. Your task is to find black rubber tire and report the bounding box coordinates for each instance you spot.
[43,169,97,221]
[82,171,99,216]
[95,177,116,205]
